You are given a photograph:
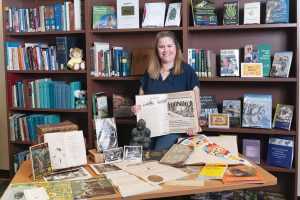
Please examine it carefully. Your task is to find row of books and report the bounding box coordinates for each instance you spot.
[92,2,182,30]
[11,79,82,109]
[13,150,30,173]
[201,94,294,131]
[9,113,60,142]
[6,37,79,71]
[191,0,289,26]
[5,0,82,33]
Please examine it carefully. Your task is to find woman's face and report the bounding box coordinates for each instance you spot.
[157,36,176,65]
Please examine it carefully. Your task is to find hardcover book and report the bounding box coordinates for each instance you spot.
[198,163,228,180]
[258,44,272,77]
[191,0,218,26]
[113,94,134,118]
[220,49,239,76]
[267,136,294,169]
[29,143,52,180]
[244,2,261,24]
[270,51,293,77]
[142,2,166,28]
[159,144,193,167]
[223,1,239,25]
[272,104,294,130]
[165,3,182,27]
[242,94,272,129]
[95,118,118,152]
[244,44,259,63]
[222,100,241,127]
[92,6,117,29]
[200,95,218,126]
[117,0,139,29]
[265,0,289,24]
[55,36,78,70]
[222,166,265,184]
[243,139,260,164]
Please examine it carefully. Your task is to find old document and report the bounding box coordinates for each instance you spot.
[136,90,199,137]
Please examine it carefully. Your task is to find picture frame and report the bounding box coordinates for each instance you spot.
[123,145,143,161]
[241,63,263,77]
[103,147,123,163]
[208,113,230,128]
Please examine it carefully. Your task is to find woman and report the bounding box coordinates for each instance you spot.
[132,31,201,150]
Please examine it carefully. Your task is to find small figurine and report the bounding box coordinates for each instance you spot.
[74,90,87,109]
[131,119,151,150]
[67,48,86,70]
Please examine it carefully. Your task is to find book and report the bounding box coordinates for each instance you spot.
[165,3,182,27]
[222,99,241,127]
[265,0,289,24]
[200,95,218,126]
[88,149,104,163]
[116,0,139,29]
[29,143,52,180]
[136,90,199,137]
[220,49,239,76]
[142,2,166,28]
[112,94,134,118]
[191,0,218,26]
[92,6,117,29]
[272,104,294,130]
[242,94,272,129]
[240,63,263,77]
[55,36,78,70]
[92,92,109,119]
[223,1,239,25]
[267,136,294,168]
[244,2,261,24]
[222,166,265,184]
[198,163,228,180]
[95,118,118,152]
[159,144,193,167]
[44,130,87,171]
[270,51,293,77]
[89,163,121,175]
[243,139,261,164]
[258,44,272,77]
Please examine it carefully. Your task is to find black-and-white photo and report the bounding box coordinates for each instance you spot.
[103,147,123,163]
[123,146,143,161]
[44,167,92,182]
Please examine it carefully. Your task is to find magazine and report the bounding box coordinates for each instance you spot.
[136,90,199,137]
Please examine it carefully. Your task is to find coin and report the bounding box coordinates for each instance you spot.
[147,175,163,182]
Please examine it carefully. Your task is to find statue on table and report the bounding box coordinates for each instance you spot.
[131,119,151,150]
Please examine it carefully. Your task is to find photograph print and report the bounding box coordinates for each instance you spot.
[89,163,121,175]
[44,167,92,182]
[123,145,143,161]
[103,147,123,163]
[95,118,118,152]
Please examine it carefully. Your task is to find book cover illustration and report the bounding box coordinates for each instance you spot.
[272,104,294,130]
[220,49,239,76]
[222,166,265,184]
[191,0,218,26]
[223,1,239,25]
[89,163,121,175]
[180,135,251,166]
[71,177,116,199]
[244,44,259,63]
[243,139,260,164]
[242,94,272,129]
[265,0,289,24]
[244,2,261,24]
[44,167,92,182]
[208,113,230,128]
[222,100,241,127]
[200,95,218,126]
[92,6,117,29]
[95,118,118,152]
[113,94,134,118]
[267,136,294,169]
[270,51,293,77]
[29,143,52,180]
[165,3,182,27]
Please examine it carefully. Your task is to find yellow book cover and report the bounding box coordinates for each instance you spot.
[198,163,228,180]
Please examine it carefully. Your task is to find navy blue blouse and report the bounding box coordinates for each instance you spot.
[140,62,199,95]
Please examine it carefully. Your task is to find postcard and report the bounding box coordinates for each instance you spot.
[208,113,230,128]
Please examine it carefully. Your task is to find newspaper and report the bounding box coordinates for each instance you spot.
[136,90,199,137]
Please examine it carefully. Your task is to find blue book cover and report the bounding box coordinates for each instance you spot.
[70,81,81,109]
[54,4,62,31]
[265,0,289,24]
[267,136,293,168]
[242,94,272,129]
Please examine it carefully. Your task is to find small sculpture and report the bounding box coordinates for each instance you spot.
[131,119,151,150]
[67,48,86,70]
[74,90,87,109]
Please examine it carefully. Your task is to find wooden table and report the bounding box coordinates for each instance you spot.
[10,160,277,200]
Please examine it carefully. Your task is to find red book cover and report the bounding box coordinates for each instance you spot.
[222,165,265,184]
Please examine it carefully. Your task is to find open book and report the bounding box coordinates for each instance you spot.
[136,90,199,137]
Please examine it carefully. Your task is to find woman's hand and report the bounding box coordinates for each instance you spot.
[131,104,141,115]
[186,126,202,136]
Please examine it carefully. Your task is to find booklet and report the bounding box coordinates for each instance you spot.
[136,90,199,137]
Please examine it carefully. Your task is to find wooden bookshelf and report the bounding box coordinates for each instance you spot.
[3,0,299,199]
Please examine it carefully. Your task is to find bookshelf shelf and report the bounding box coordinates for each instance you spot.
[6,30,86,36]
[200,77,297,82]
[91,76,141,81]
[9,108,88,113]
[90,27,183,33]
[10,141,35,145]
[6,70,87,74]
[260,161,296,173]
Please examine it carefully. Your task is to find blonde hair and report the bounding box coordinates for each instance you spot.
[148,31,182,79]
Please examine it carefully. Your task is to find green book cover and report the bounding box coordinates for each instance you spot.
[93,6,117,29]
[258,44,271,77]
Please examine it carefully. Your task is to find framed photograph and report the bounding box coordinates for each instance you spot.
[103,147,123,163]
[241,63,263,77]
[123,145,143,161]
[208,113,230,129]
[89,163,121,175]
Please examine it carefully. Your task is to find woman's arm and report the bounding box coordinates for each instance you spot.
[193,85,201,119]
[131,87,144,114]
